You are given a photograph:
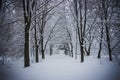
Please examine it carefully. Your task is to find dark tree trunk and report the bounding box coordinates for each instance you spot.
[41,35,45,59]
[50,45,53,56]
[40,25,45,59]
[34,3,39,63]
[79,0,85,62]
[70,42,73,57]
[80,41,84,62]
[102,0,112,61]
[98,26,103,58]
[105,24,112,61]
[40,28,45,59]
[35,45,39,62]
[24,27,30,67]
[23,0,31,67]
[42,49,45,59]
[41,47,45,59]
[40,3,46,59]
[74,0,84,62]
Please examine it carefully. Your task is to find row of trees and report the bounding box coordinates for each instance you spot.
[23,0,64,67]
[0,0,120,66]
[70,0,120,62]
[0,0,64,67]
[56,0,120,63]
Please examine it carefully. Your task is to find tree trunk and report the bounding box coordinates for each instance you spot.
[87,47,90,56]
[98,26,103,58]
[23,0,31,67]
[34,3,39,63]
[75,32,77,59]
[40,27,45,59]
[35,45,39,62]
[40,16,45,59]
[102,0,112,61]
[50,45,53,56]
[79,0,84,62]
[80,41,84,62]
[41,34,45,59]
[40,3,46,59]
[70,42,73,57]
[105,24,112,61]
[24,27,30,67]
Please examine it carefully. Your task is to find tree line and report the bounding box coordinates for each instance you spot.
[0,0,120,67]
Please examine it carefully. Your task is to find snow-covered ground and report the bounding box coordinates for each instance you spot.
[0,51,120,80]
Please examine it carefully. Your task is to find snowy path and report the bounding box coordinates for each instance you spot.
[0,54,120,80]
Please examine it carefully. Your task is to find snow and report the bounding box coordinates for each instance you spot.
[0,51,120,80]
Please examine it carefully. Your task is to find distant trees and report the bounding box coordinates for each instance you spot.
[36,0,63,59]
[62,0,74,57]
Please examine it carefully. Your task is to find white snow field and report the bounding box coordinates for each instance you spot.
[0,51,120,80]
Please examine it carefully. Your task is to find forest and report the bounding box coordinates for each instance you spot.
[0,0,120,80]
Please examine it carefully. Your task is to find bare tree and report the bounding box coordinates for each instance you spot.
[73,0,87,62]
[23,0,33,67]
[33,0,39,63]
